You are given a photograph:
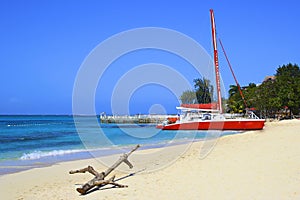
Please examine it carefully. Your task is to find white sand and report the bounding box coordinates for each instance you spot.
[1,120,300,200]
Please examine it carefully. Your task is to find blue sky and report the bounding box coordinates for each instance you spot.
[1,0,299,115]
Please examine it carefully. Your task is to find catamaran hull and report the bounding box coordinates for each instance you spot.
[156,120,265,130]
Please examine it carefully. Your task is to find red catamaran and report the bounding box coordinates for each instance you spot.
[156,9,265,130]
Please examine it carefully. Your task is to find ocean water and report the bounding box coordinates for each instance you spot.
[0,115,240,175]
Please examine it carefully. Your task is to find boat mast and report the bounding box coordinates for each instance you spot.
[210,9,223,113]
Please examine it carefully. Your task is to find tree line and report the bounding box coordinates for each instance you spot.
[180,63,300,119]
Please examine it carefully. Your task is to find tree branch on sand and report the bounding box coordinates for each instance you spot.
[69,144,140,195]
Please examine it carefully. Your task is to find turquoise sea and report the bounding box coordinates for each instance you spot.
[0,115,241,175]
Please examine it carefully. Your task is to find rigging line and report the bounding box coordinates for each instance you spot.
[218,38,248,109]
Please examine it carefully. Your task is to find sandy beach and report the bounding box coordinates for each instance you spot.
[1,120,300,200]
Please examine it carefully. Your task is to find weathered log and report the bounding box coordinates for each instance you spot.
[69,144,140,195]
[94,175,128,188]
[69,165,100,176]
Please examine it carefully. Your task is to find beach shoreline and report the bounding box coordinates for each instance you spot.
[1,120,300,199]
[0,124,241,176]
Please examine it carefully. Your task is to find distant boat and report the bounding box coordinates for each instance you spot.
[156,9,265,131]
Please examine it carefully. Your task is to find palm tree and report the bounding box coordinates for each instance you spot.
[228,85,238,98]
[194,78,213,103]
[228,84,245,113]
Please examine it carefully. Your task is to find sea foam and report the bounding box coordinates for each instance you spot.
[20,149,85,160]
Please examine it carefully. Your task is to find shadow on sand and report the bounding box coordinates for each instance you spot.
[81,168,145,195]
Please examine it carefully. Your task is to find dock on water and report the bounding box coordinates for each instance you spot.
[99,114,174,124]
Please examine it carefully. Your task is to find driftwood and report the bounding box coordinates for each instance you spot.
[69,145,140,195]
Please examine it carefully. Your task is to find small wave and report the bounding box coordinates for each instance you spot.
[6,122,66,127]
[20,149,85,160]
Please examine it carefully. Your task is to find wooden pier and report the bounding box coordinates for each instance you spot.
[99,114,172,124]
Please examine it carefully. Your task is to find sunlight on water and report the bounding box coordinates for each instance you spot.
[0,115,241,175]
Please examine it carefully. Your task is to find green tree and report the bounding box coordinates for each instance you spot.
[227,83,256,113]
[254,79,281,118]
[253,63,300,118]
[243,83,257,109]
[227,99,244,113]
[180,90,197,104]
[228,85,238,98]
[227,85,242,113]
[194,78,213,104]
[275,63,300,116]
